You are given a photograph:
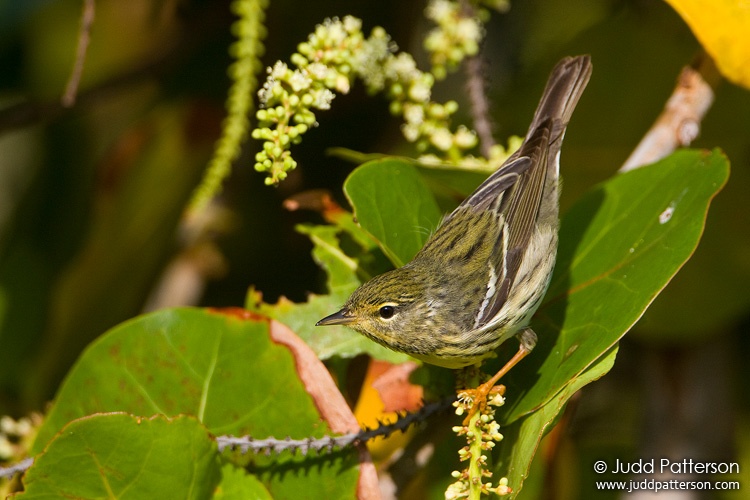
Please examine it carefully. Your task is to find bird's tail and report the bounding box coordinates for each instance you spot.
[453,55,591,215]
[526,55,592,141]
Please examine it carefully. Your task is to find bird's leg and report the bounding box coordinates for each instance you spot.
[460,328,537,425]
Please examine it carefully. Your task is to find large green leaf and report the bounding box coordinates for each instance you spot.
[34,308,318,448]
[31,308,363,499]
[632,146,750,340]
[16,414,221,499]
[502,149,729,421]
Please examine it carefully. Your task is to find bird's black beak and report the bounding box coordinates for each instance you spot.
[316,309,354,326]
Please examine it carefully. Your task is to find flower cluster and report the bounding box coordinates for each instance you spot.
[424,0,510,80]
[447,387,512,498]
[424,0,483,80]
[0,415,38,462]
[253,16,375,185]
[381,51,480,160]
[252,13,512,185]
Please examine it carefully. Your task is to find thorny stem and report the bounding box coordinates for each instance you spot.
[0,399,454,480]
[216,397,453,455]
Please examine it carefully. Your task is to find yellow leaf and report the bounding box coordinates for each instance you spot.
[664,0,750,88]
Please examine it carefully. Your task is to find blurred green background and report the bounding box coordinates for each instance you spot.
[1,0,748,497]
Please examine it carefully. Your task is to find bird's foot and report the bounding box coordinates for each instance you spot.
[458,383,506,425]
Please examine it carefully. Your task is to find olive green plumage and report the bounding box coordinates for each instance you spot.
[317,56,592,369]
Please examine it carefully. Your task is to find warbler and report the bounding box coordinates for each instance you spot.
[317,56,592,401]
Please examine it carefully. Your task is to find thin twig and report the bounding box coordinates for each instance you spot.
[620,55,719,172]
[0,0,218,136]
[62,0,96,107]
[459,0,495,157]
[464,55,496,157]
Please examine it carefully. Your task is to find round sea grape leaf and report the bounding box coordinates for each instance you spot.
[30,307,368,499]
[412,162,491,213]
[295,224,362,293]
[502,149,729,421]
[16,413,221,500]
[33,308,323,451]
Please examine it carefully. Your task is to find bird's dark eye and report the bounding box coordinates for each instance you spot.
[379,305,395,319]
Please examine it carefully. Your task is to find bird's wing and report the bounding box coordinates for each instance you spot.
[471,123,552,330]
